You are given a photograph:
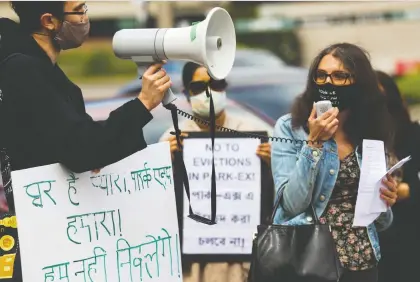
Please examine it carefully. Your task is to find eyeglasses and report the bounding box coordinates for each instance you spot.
[63,4,88,22]
[313,70,352,86]
[188,79,228,96]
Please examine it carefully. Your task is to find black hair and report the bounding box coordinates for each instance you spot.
[376,70,412,153]
[291,42,394,149]
[182,62,201,90]
[10,1,65,33]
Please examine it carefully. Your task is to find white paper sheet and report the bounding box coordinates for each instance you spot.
[353,140,387,227]
[182,137,261,255]
[353,140,411,226]
[370,155,412,213]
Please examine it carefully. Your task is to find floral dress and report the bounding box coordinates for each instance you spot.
[319,151,376,271]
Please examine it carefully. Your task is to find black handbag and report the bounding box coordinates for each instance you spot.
[248,187,343,282]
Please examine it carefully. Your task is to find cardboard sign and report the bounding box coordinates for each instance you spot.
[181,132,265,257]
[11,142,182,282]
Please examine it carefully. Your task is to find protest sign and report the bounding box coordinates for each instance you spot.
[11,142,182,282]
[180,131,271,259]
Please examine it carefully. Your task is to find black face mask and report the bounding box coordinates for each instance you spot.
[314,83,358,111]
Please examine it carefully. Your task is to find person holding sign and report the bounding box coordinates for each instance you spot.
[159,62,272,282]
[271,43,398,282]
[0,2,172,281]
[160,62,272,165]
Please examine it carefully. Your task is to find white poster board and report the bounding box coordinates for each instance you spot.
[11,142,182,282]
[182,136,262,255]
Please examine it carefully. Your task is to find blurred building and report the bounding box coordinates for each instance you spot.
[254,1,420,74]
[1,1,419,74]
[0,1,226,35]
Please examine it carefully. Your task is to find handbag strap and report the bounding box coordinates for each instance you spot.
[165,101,217,225]
[269,183,320,224]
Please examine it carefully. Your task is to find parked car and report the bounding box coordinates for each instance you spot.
[114,48,305,98]
[113,66,307,123]
[86,94,275,145]
[232,48,285,68]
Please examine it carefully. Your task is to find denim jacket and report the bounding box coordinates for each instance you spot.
[271,114,393,262]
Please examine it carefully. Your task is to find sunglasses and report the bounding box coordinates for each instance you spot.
[313,70,352,86]
[188,79,228,96]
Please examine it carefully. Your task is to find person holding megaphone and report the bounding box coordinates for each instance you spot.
[0,1,171,180]
[0,2,172,281]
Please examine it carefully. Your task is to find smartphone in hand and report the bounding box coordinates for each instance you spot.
[315,100,332,118]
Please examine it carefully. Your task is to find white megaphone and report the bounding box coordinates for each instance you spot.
[112,7,236,106]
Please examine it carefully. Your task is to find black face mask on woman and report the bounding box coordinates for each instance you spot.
[315,83,358,111]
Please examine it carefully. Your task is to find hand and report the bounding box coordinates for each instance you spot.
[91,168,101,174]
[396,182,410,201]
[0,185,8,213]
[138,62,172,111]
[380,174,398,207]
[256,143,271,166]
[308,105,339,144]
[0,199,8,213]
[167,132,188,160]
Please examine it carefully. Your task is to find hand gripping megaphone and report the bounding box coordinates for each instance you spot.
[112,7,236,106]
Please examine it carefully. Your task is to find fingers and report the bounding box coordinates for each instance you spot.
[258,142,271,149]
[380,181,398,206]
[321,107,339,123]
[143,63,165,76]
[309,104,316,121]
[323,118,339,132]
[382,176,397,193]
[256,150,271,166]
[256,150,271,159]
[170,143,180,153]
[168,132,188,141]
[156,74,171,87]
[158,79,172,93]
[169,133,188,153]
[330,125,339,134]
[152,69,167,81]
[170,137,182,151]
[257,142,271,162]
[380,186,396,198]
[386,173,395,183]
[380,193,397,206]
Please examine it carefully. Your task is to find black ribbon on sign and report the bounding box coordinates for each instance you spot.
[164,87,217,225]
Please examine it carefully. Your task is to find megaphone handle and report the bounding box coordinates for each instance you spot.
[137,64,178,106]
[162,88,177,106]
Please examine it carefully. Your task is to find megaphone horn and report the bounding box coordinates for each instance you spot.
[112,7,236,106]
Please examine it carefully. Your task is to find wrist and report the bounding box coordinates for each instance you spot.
[138,94,152,111]
[307,135,322,148]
